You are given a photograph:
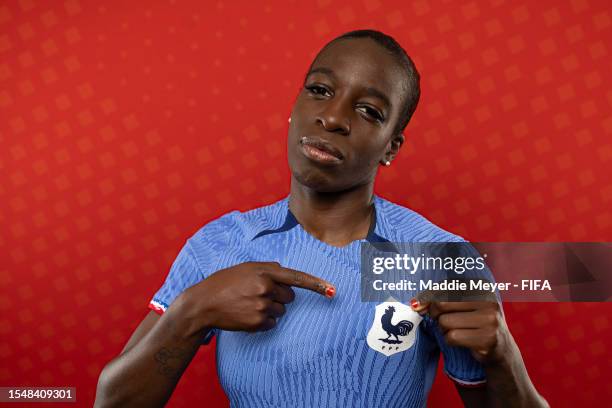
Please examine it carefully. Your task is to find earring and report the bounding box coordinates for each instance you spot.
[384,160,391,166]
[288,117,291,123]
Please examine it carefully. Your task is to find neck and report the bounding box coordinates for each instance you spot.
[288,176,375,247]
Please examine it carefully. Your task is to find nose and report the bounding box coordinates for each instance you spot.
[316,99,351,135]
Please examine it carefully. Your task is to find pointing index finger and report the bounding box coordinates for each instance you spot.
[264,265,335,298]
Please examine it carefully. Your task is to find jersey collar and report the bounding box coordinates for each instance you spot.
[252,196,394,248]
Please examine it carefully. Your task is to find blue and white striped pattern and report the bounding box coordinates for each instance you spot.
[150,194,487,407]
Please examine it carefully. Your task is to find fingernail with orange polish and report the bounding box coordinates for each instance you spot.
[325,286,336,298]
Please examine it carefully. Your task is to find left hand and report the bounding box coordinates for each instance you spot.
[410,294,510,363]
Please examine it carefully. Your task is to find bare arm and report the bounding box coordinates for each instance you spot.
[455,344,550,408]
[412,295,548,408]
[94,294,209,408]
[455,358,549,408]
[455,384,488,407]
[478,335,549,407]
[94,261,334,407]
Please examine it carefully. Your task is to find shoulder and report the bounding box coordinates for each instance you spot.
[188,196,289,248]
[375,195,465,242]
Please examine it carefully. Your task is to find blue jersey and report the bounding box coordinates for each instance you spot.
[149,195,487,407]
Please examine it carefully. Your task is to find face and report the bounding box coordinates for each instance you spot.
[287,37,406,193]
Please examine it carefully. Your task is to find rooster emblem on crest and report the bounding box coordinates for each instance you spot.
[367,300,422,356]
[379,305,414,344]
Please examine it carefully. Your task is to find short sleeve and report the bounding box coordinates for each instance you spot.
[425,319,487,387]
[148,214,234,345]
[148,241,205,312]
[424,241,504,387]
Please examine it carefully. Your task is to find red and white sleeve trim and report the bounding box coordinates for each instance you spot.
[445,371,487,388]
[148,300,167,315]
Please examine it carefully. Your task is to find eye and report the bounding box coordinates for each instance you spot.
[357,105,385,124]
[305,84,332,97]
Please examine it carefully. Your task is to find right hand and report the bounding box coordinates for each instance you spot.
[181,261,335,333]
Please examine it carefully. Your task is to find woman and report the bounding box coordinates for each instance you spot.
[95,29,547,407]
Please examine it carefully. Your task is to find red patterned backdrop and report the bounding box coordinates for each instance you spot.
[1,0,611,406]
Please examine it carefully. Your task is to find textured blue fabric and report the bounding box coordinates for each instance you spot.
[150,194,488,407]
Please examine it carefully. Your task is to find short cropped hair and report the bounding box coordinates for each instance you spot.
[311,29,421,137]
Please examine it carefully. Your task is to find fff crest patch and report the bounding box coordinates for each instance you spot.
[366,299,422,356]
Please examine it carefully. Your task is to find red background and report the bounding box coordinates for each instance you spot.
[1,0,611,406]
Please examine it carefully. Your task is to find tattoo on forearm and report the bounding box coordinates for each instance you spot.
[154,347,189,378]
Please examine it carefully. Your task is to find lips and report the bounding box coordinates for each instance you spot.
[300,136,344,162]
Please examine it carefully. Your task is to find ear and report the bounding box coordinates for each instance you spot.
[386,132,405,162]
